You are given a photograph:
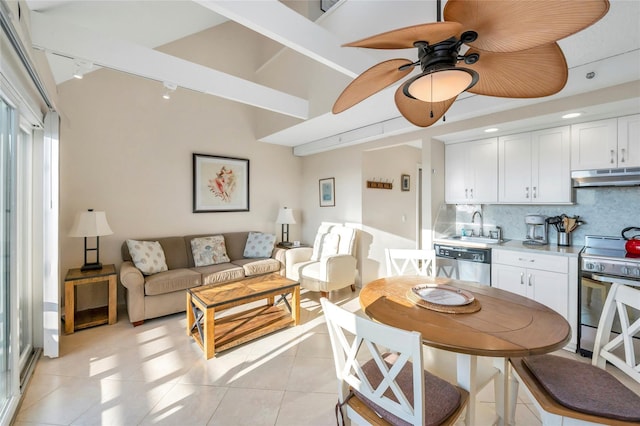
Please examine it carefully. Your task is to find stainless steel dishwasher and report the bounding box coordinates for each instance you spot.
[433,243,492,285]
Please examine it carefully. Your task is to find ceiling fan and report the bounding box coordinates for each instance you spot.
[332,0,610,127]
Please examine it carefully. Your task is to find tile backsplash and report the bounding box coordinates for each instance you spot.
[454,187,640,247]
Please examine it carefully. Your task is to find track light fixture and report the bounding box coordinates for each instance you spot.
[72,60,93,80]
[162,82,177,99]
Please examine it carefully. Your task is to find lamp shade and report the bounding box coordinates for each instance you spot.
[405,68,478,103]
[69,210,113,237]
[276,207,296,225]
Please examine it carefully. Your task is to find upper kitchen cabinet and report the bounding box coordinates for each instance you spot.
[445,138,498,204]
[498,126,572,204]
[571,114,640,170]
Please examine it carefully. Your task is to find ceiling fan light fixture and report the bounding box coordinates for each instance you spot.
[404,67,478,103]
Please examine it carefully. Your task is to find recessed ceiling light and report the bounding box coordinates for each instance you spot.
[562,112,582,119]
[484,128,499,133]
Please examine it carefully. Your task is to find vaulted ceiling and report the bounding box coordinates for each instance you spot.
[26,0,640,155]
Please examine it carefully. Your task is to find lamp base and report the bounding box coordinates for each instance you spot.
[279,241,293,247]
[81,262,103,272]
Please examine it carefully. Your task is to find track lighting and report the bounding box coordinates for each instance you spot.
[162,82,177,100]
[72,60,93,80]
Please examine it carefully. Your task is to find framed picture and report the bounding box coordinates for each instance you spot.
[319,177,335,207]
[401,174,410,192]
[320,0,339,12]
[193,153,249,212]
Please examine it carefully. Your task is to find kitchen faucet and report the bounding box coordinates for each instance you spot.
[472,210,484,237]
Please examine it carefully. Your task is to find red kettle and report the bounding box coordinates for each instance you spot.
[622,227,640,255]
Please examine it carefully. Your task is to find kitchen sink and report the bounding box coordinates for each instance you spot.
[447,235,508,244]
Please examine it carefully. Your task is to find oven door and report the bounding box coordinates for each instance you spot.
[579,272,640,357]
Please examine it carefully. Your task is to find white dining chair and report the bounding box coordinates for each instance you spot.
[385,248,437,277]
[321,297,468,426]
[509,282,640,425]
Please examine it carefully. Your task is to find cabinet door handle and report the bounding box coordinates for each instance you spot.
[528,273,533,286]
[465,188,468,198]
[520,272,524,285]
[470,188,473,199]
[611,149,615,164]
[525,186,530,198]
[620,148,626,163]
[532,186,537,199]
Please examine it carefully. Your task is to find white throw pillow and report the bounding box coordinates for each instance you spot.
[126,240,168,275]
[243,232,276,258]
[191,235,230,267]
[310,233,340,261]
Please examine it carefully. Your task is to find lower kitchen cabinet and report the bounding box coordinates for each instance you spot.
[492,248,578,351]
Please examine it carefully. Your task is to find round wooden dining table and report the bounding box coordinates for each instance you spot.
[359,275,571,426]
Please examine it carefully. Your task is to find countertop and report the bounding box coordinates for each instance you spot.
[433,237,582,258]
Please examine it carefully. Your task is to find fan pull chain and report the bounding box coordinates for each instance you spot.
[430,71,434,120]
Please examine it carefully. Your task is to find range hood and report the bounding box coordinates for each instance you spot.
[572,167,640,187]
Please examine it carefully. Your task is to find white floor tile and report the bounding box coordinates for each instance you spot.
[207,388,283,426]
[139,383,227,425]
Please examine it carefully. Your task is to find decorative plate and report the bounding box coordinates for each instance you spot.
[411,284,475,306]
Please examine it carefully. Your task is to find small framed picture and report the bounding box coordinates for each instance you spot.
[321,0,339,12]
[319,177,335,207]
[401,174,410,192]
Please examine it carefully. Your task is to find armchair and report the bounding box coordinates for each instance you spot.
[285,223,357,298]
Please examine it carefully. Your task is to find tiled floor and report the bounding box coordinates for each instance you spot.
[12,287,636,425]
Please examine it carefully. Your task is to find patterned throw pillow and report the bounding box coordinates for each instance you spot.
[190,235,230,267]
[126,240,168,275]
[243,232,276,258]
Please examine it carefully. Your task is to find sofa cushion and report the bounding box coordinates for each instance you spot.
[310,233,340,261]
[193,264,245,285]
[144,268,201,296]
[243,232,276,258]
[219,232,251,261]
[190,235,230,267]
[232,258,281,276]
[126,240,169,275]
[290,260,319,281]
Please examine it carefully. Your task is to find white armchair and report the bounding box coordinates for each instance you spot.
[285,223,357,298]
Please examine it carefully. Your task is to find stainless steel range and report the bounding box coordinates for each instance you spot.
[578,235,640,357]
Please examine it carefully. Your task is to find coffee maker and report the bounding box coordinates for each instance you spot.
[524,214,548,245]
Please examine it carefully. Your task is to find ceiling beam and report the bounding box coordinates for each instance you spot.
[29,11,309,119]
[194,0,376,78]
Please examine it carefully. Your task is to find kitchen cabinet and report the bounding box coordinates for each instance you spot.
[492,248,577,350]
[571,114,640,170]
[498,126,571,204]
[445,138,497,204]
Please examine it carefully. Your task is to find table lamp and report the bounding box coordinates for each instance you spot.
[69,209,113,271]
[276,207,296,246]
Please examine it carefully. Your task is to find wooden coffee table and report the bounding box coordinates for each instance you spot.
[186,273,300,359]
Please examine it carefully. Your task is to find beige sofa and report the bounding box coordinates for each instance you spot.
[120,232,285,325]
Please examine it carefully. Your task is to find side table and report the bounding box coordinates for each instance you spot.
[276,243,309,249]
[64,264,117,334]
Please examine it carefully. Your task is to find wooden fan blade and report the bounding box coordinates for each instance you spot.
[333,59,414,114]
[344,22,463,49]
[444,0,609,52]
[394,85,456,127]
[466,43,568,98]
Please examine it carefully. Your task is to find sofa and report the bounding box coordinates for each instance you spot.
[120,232,285,325]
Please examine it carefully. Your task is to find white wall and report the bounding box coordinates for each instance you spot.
[362,145,421,279]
